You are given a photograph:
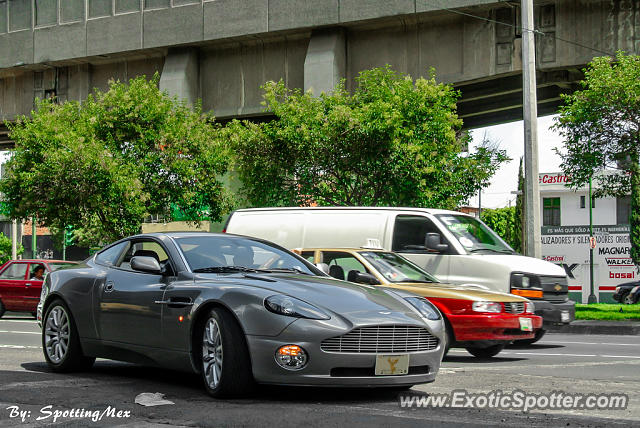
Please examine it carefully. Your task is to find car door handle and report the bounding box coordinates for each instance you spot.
[104,281,114,292]
[155,297,194,307]
[25,283,32,287]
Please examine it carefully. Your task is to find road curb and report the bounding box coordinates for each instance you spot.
[547,320,640,335]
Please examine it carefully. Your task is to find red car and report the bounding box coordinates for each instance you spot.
[0,259,77,317]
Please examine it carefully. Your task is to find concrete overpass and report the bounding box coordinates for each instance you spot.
[0,0,638,148]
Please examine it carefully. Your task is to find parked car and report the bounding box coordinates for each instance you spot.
[613,281,640,304]
[0,259,77,318]
[296,248,543,357]
[223,206,575,343]
[38,232,445,397]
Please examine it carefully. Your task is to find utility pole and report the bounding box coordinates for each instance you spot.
[521,0,541,258]
[32,217,37,259]
[587,150,597,303]
[11,219,17,260]
[478,189,482,218]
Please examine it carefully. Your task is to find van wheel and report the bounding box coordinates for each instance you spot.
[0,300,5,318]
[466,344,505,358]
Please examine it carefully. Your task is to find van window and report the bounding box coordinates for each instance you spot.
[392,215,450,253]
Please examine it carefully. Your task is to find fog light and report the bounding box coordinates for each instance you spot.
[275,345,308,370]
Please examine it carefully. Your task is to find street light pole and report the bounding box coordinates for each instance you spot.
[522,0,542,258]
[588,155,597,303]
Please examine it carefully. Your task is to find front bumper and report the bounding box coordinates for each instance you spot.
[532,299,575,326]
[448,313,543,342]
[246,318,444,387]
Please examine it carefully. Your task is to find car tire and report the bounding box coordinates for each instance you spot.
[0,300,5,318]
[616,290,630,304]
[514,329,546,346]
[465,344,505,358]
[198,307,254,398]
[42,299,95,372]
[441,318,454,358]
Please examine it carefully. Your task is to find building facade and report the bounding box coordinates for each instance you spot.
[539,172,632,303]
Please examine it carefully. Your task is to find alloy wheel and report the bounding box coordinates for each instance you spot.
[202,318,223,389]
[44,306,70,363]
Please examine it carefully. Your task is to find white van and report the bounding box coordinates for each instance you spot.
[224,207,575,334]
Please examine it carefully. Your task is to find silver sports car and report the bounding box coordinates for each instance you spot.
[37,232,444,397]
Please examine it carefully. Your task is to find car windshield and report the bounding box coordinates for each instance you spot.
[48,263,76,271]
[359,251,439,283]
[435,214,515,254]
[174,236,319,275]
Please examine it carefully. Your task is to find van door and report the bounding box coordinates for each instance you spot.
[391,215,452,282]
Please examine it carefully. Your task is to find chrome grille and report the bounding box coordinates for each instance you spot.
[503,302,525,314]
[540,275,569,302]
[321,325,439,353]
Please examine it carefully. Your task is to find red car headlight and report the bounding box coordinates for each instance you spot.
[471,301,502,313]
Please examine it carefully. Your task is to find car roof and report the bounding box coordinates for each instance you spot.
[297,248,386,252]
[7,259,76,263]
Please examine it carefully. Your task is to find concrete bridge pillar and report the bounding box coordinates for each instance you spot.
[159,48,199,107]
[304,28,346,96]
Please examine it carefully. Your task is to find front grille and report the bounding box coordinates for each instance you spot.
[540,275,569,302]
[503,302,525,314]
[321,325,439,353]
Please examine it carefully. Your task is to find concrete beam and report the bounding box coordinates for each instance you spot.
[159,49,199,107]
[304,29,346,96]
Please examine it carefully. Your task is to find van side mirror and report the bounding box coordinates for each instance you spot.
[130,256,162,274]
[425,233,449,253]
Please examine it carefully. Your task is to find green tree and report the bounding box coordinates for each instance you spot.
[553,52,640,267]
[228,66,508,208]
[0,233,23,264]
[1,75,230,247]
[514,157,524,253]
[480,206,519,252]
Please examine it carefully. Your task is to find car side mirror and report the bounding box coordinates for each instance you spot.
[425,233,449,253]
[354,272,380,285]
[315,263,330,274]
[130,256,162,274]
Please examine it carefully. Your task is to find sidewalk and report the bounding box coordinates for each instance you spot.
[547,320,640,335]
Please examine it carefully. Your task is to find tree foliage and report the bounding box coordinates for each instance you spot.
[514,157,524,254]
[553,52,640,267]
[1,75,230,247]
[481,206,520,253]
[0,233,23,265]
[228,66,508,209]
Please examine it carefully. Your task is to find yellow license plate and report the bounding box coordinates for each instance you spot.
[519,317,533,332]
[375,354,409,376]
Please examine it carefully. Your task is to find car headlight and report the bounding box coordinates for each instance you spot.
[472,301,502,313]
[405,297,441,320]
[525,301,535,313]
[264,295,330,320]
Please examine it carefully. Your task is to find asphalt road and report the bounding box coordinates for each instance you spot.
[0,312,638,427]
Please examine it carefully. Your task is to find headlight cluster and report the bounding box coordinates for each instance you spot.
[472,301,502,313]
[275,345,308,370]
[525,301,535,313]
[264,295,330,320]
[510,273,543,299]
[405,297,441,320]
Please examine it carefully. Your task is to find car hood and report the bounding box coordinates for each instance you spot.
[390,281,528,302]
[195,273,424,323]
[471,253,566,277]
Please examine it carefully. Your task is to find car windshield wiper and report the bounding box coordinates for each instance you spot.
[261,267,311,275]
[469,248,514,254]
[193,266,260,273]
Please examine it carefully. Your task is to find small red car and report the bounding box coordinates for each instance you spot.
[0,259,77,317]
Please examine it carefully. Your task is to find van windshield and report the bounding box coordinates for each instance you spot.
[359,251,439,283]
[435,214,515,255]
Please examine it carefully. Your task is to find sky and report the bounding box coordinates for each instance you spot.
[467,115,564,209]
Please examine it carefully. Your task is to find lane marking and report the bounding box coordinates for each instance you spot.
[506,352,598,357]
[0,320,37,324]
[600,354,640,359]
[0,344,40,349]
[544,340,640,347]
[0,330,40,335]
